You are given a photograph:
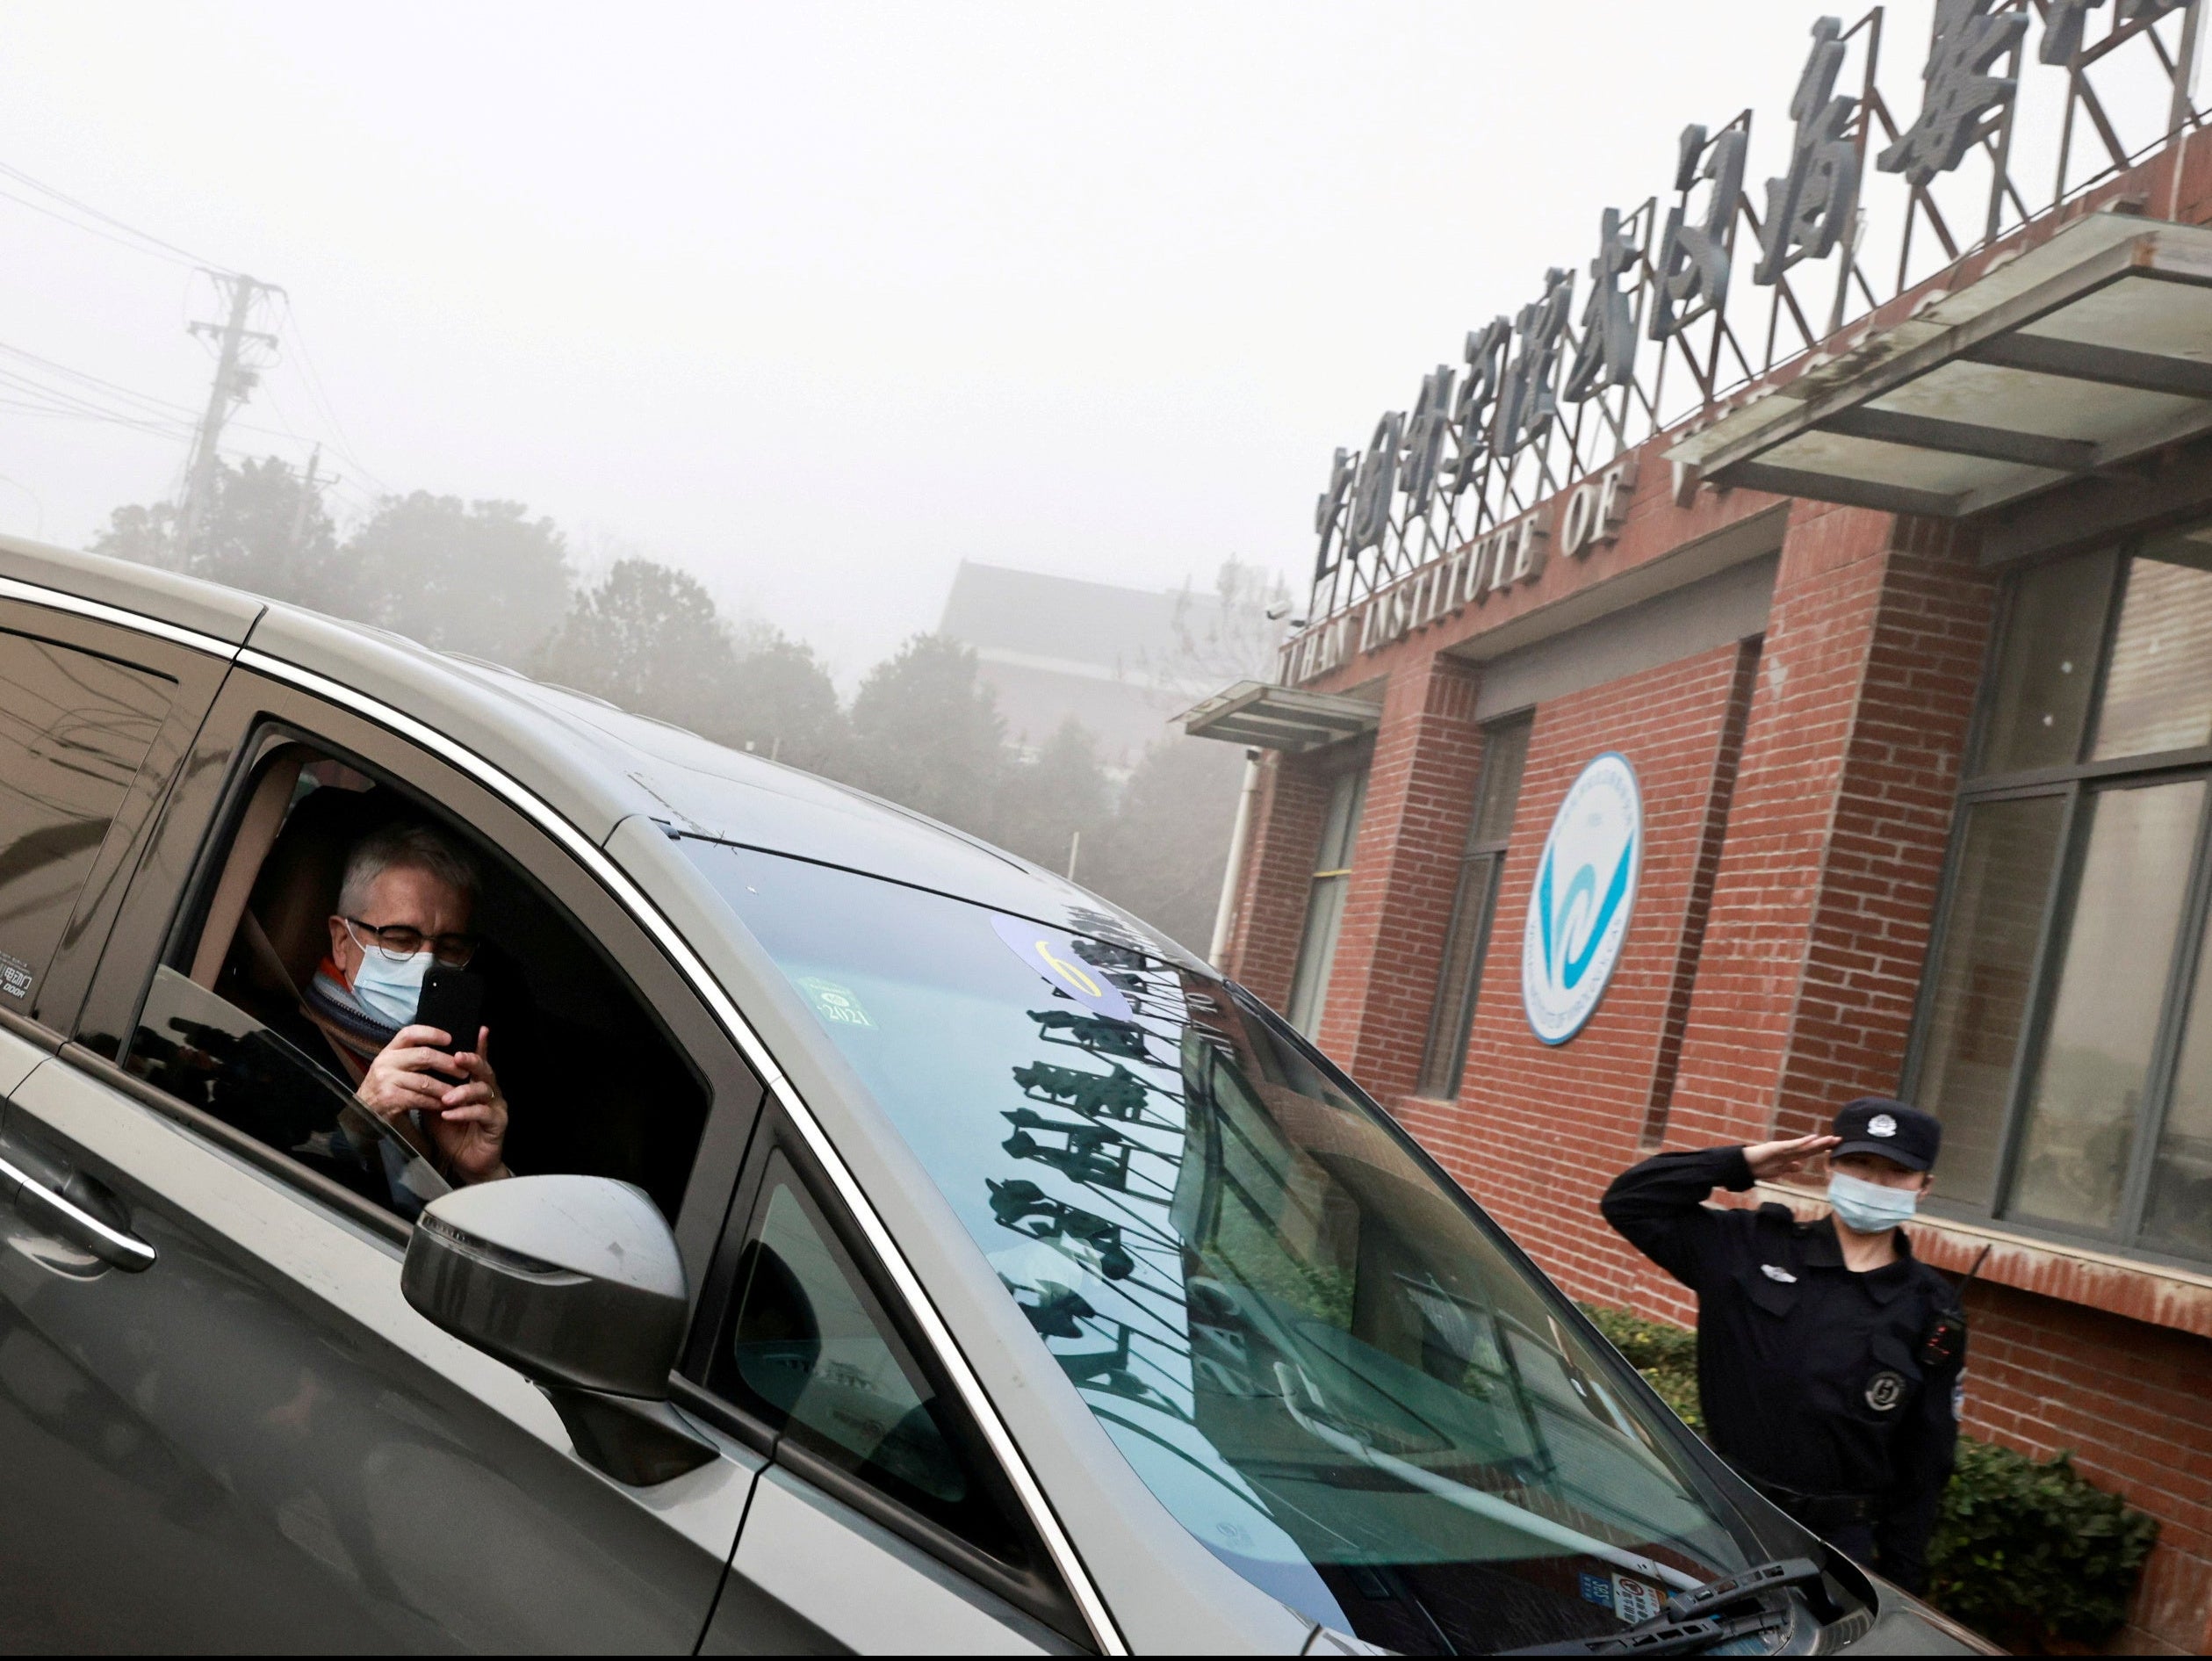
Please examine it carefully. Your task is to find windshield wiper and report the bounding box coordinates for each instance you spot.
[1500,1607,1788,1656]
[1499,1558,1838,1656]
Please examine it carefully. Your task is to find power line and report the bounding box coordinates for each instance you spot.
[0,340,201,421]
[0,161,229,271]
[0,162,396,515]
[275,292,393,498]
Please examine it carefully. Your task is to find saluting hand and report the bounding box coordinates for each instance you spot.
[1742,1133,1841,1181]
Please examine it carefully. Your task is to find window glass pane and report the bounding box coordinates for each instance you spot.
[2144,903,2212,1261]
[1974,552,2110,777]
[1471,720,1531,846]
[0,633,171,1015]
[1911,796,2066,1210]
[128,964,450,1216]
[1286,769,1367,1041]
[1317,769,1367,870]
[686,841,1769,1654]
[2091,542,2212,762]
[1285,874,1348,1038]
[2010,780,2206,1231]
[712,1159,1020,1559]
[1417,852,1500,1098]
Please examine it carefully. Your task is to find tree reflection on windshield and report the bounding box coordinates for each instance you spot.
[682,842,1754,1653]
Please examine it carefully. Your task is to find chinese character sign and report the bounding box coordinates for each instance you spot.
[1877,0,2028,188]
[1756,16,1861,285]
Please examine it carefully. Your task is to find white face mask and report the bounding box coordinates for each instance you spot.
[1827,1170,1920,1233]
[349,941,434,1029]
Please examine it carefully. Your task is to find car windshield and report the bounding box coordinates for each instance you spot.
[682,839,1767,1653]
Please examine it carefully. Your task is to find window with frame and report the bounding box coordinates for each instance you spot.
[0,630,172,1020]
[1283,764,1367,1039]
[1416,716,1531,1099]
[690,1133,1078,1641]
[120,735,714,1227]
[1910,524,2212,1264]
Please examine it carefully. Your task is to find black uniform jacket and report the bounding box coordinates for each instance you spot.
[1601,1145,1963,1587]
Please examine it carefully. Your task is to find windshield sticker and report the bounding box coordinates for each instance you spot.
[0,950,31,1003]
[796,976,874,1029]
[989,914,1133,1022]
[1610,1574,1663,1626]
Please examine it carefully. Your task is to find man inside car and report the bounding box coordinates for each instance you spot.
[302,820,512,1187]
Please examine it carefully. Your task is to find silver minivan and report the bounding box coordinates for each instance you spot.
[0,540,1991,1654]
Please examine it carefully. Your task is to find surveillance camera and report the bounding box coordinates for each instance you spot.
[1265,602,1291,620]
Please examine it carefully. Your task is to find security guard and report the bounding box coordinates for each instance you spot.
[1600,1098,1964,1592]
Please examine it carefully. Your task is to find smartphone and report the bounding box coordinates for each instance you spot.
[414,966,486,1061]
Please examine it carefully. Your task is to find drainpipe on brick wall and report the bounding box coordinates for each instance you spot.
[1208,748,1265,965]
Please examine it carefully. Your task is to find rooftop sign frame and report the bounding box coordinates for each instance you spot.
[1291,0,2208,681]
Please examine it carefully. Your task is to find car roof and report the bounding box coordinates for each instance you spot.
[3,537,1195,962]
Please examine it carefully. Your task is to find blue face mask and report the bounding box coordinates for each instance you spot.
[349,942,433,1029]
[1827,1170,1920,1233]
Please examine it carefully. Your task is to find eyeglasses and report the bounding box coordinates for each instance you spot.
[342,917,481,967]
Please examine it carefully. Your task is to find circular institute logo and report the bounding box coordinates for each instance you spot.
[1522,752,1642,1046]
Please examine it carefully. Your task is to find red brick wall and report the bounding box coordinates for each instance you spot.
[1645,639,1762,1148]
[1957,1282,2212,1653]
[1661,503,1998,1150]
[1393,639,1754,1310]
[1222,750,1333,1007]
[1312,655,1484,1097]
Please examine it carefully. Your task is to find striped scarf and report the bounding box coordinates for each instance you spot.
[302,956,401,1080]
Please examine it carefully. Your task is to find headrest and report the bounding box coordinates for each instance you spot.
[246,785,404,994]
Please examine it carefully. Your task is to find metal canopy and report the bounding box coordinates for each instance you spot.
[1667,216,2212,519]
[1178,679,1382,753]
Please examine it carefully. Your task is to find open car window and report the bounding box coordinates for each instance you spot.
[121,740,712,1227]
[681,838,1776,1655]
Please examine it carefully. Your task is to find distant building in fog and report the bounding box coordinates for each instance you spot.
[939,560,1239,771]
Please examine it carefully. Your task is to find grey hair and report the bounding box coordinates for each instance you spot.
[336,820,480,917]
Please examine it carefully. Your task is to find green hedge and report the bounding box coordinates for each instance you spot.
[1926,1439,2158,1652]
[1577,1304,2157,1653]
[1580,1302,1703,1433]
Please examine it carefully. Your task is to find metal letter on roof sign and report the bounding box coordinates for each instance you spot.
[1755,18,1862,285]
[1650,123,1747,340]
[1401,365,1457,514]
[1347,412,1403,552]
[1450,319,1511,496]
[1877,0,2028,188]
[2051,0,2189,60]
[2040,0,2108,61]
[1313,446,1356,580]
[1492,269,1575,456]
[1565,208,1640,402]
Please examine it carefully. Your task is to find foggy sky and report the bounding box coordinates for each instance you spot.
[0,3,2002,679]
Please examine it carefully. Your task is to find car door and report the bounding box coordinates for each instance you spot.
[0,659,765,1652]
[687,1110,1088,1656]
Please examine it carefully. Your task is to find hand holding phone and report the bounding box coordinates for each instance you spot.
[414,966,486,1064]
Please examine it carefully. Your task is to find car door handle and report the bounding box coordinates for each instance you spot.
[0,1153,156,1272]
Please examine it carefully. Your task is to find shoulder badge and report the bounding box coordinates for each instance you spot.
[1864,1370,1907,1412]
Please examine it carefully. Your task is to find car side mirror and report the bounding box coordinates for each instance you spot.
[402,1174,715,1484]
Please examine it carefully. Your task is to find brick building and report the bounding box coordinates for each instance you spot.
[1185,56,2212,1656]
